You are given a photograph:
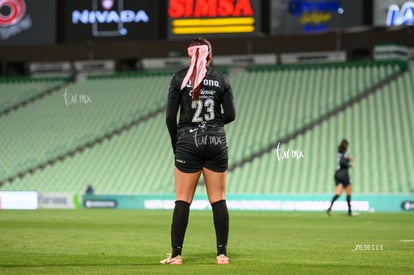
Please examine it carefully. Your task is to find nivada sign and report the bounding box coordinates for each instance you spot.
[64,0,158,42]
[167,0,261,38]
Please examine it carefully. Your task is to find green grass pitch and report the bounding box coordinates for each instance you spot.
[1,210,413,274]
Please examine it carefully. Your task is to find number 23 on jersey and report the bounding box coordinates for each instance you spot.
[192,98,215,123]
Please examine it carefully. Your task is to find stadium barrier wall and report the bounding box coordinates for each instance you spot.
[38,193,81,209]
[82,194,414,212]
[0,192,81,209]
[0,191,38,210]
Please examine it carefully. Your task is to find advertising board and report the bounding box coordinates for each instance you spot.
[270,0,364,34]
[63,0,159,42]
[167,0,261,39]
[374,0,414,26]
[0,0,56,45]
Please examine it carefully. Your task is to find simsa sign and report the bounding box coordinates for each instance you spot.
[64,0,158,42]
[167,0,261,39]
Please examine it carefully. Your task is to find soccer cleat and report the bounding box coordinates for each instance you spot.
[326,209,332,216]
[216,254,229,265]
[160,254,183,265]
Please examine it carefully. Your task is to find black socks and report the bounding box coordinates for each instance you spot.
[171,200,190,257]
[346,195,352,213]
[327,194,352,213]
[170,199,229,257]
[328,194,340,210]
[328,195,339,211]
[212,200,229,256]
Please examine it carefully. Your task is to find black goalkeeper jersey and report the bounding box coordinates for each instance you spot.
[168,66,234,128]
[335,151,352,185]
[336,152,351,172]
[166,66,235,152]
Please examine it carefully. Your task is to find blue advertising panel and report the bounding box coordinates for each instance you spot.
[270,0,364,34]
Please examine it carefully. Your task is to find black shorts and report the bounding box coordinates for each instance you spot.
[334,170,351,187]
[175,126,228,173]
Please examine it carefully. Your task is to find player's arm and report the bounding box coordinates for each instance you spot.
[166,75,181,153]
[166,98,179,152]
[339,156,352,168]
[221,74,236,124]
[222,99,235,124]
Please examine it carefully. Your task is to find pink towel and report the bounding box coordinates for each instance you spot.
[180,45,209,100]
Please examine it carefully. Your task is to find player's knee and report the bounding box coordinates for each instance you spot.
[208,193,226,204]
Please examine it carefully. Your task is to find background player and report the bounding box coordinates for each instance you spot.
[327,139,355,216]
[162,37,236,265]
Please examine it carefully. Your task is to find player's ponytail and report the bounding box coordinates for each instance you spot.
[190,47,201,101]
[180,38,212,101]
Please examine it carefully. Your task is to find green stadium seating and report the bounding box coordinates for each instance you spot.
[0,62,412,195]
[0,73,172,186]
[227,68,414,194]
[226,62,401,164]
[1,113,174,194]
[0,77,68,113]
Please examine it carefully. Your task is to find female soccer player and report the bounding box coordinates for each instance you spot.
[327,139,355,216]
[161,38,236,265]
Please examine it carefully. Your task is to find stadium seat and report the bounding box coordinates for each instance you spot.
[1,62,412,195]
